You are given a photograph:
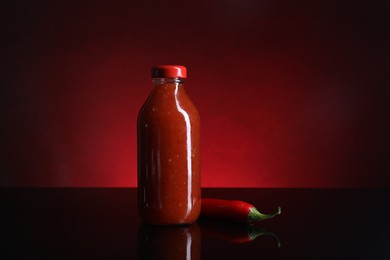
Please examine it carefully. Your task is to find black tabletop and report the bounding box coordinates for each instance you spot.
[1,188,389,259]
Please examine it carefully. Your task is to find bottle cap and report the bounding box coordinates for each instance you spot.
[151,65,187,78]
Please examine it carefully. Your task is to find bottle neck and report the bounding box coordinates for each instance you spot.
[151,78,186,99]
[152,78,184,85]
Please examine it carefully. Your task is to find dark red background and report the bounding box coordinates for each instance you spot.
[2,0,389,187]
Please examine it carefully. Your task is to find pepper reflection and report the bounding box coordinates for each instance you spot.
[198,219,281,247]
[137,223,201,260]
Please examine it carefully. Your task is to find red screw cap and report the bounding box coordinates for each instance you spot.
[151,65,187,78]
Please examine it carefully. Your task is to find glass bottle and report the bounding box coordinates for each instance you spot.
[137,65,201,225]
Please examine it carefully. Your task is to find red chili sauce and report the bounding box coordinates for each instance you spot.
[137,65,201,225]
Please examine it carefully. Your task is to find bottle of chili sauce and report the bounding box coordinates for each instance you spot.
[137,65,201,225]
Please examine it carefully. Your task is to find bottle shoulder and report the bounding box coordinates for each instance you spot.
[138,86,200,120]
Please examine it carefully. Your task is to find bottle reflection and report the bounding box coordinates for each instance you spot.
[137,223,201,260]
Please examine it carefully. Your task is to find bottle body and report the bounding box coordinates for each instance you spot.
[137,77,201,225]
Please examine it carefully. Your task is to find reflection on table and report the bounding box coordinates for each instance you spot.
[1,188,389,259]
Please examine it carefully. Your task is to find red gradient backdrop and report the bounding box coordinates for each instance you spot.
[2,0,389,187]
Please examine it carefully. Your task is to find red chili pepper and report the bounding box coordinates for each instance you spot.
[201,198,281,223]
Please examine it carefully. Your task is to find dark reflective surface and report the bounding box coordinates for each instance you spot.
[138,223,201,260]
[1,188,390,259]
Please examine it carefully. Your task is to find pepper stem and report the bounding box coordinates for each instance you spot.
[248,206,281,222]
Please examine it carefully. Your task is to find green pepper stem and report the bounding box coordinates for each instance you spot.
[248,206,281,222]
